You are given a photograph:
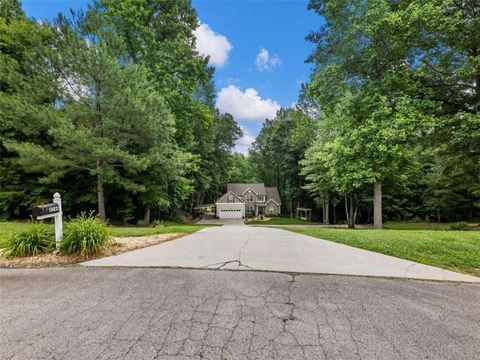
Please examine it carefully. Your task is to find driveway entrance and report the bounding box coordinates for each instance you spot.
[83,225,479,282]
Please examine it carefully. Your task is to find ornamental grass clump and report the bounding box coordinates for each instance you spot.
[449,222,470,231]
[5,222,55,258]
[61,213,111,256]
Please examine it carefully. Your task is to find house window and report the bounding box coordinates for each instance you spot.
[269,207,274,215]
[246,205,254,213]
[257,195,265,202]
[246,195,254,202]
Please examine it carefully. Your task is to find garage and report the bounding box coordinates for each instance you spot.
[216,203,245,219]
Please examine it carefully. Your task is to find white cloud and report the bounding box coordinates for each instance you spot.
[235,126,255,155]
[194,23,232,67]
[255,48,282,71]
[216,85,281,121]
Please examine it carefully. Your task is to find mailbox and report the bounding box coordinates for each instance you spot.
[32,203,60,218]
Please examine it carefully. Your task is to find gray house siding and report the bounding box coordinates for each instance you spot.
[265,202,280,216]
[216,183,281,218]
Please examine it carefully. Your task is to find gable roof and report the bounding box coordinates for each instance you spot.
[265,187,282,205]
[215,191,245,204]
[227,183,266,195]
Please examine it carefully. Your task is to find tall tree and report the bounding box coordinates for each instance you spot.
[0,0,60,218]
[4,7,178,221]
[407,0,480,220]
[306,0,435,228]
[99,0,239,211]
[250,108,317,217]
[227,153,257,184]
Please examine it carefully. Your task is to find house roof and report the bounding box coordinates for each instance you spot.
[215,191,245,204]
[227,183,266,195]
[265,187,282,205]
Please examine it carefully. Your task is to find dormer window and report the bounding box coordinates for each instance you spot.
[257,195,265,202]
[227,195,234,203]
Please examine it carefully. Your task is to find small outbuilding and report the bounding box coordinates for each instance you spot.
[296,208,312,222]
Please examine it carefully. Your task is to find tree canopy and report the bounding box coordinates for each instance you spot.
[0,0,241,223]
[1,0,478,226]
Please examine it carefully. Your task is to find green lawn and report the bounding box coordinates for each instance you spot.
[0,221,211,248]
[109,224,210,237]
[384,221,479,231]
[247,217,314,225]
[280,227,480,276]
[0,222,31,248]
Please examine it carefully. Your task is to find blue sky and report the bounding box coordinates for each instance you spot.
[21,0,322,154]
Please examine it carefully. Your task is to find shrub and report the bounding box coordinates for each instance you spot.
[449,222,470,231]
[151,219,165,228]
[5,222,55,258]
[61,213,111,256]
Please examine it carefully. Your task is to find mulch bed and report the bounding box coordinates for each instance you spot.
[0,233,184,268]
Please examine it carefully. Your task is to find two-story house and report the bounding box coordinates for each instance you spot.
[215,183,282,219]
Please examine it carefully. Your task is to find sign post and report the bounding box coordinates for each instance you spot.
[33,193,63,251]
[52,193,63,250]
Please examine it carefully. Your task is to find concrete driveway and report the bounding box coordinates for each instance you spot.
[83,225,480,283]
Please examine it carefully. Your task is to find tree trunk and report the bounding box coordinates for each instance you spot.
[353,193,359,226]
[373,180,383,229]
[469,192,474,221]
[344,193,356,229]
[437,208,441,223]
[96,160,106,221]
[323,199,330,225]
[144,206,151,227]
[322,200,326,224]
[349,193,355,228]
[344,195,350,227]
[333,203,337,225]
[94,84,106,222]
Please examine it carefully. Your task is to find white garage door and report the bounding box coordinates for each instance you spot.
[219,209,243,219]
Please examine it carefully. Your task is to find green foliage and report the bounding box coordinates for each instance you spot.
[227,153,257,184]
[0,2,243,224]
[98,0,236,212]
[302,0,480,225]
[449,222,470,231]
[60,214,111,256]
[250,108,318,216]
[4,222,54,258]
[0,0,60,220]
[2,0,478,227]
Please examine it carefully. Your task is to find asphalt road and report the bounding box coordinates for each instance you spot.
[1,267,479,360]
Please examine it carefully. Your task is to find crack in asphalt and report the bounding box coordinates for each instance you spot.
[1,268,479,359]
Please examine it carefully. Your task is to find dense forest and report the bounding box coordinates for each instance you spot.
[249,0,480,227]
[0,0,246,224]
[1,0,479,227]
